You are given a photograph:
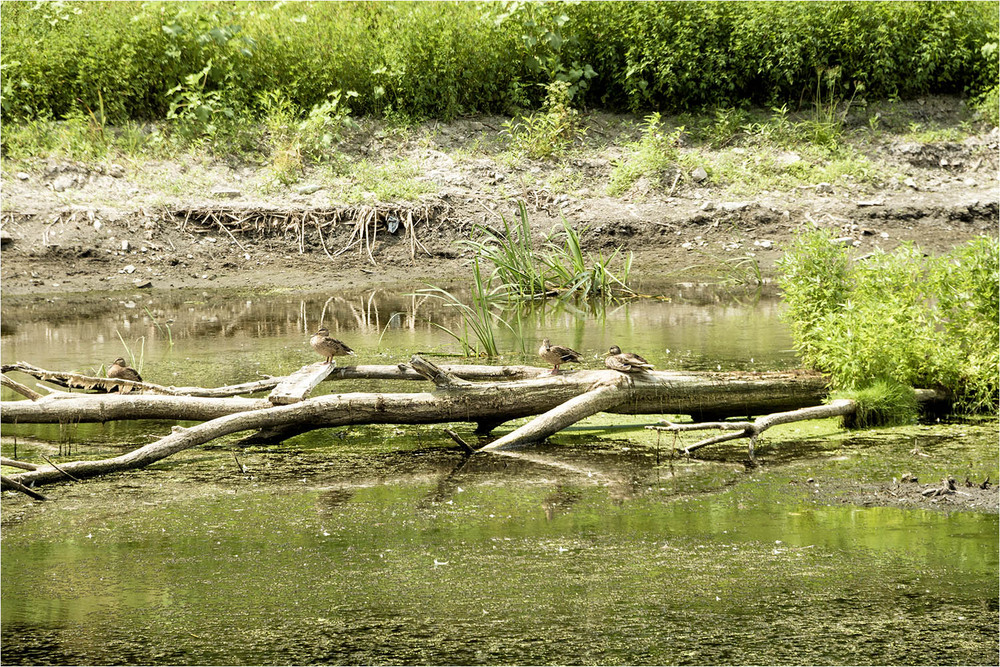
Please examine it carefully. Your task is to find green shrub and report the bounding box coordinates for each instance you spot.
[503,81,585,159]
[777,229,999,414]
[2,2,995,125]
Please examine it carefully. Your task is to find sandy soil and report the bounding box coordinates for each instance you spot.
[1,100,997,295]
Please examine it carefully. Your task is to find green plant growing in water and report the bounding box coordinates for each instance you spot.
[460,202,633,300]
[115,332,145,373]
[541,218,634,299]
[416,259,521,358]
[458,201,549,299]
[832,379,919,430]
[777,229,998,414]
[143,307,174,347]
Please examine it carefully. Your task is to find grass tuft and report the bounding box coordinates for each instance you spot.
[834,380,919,430]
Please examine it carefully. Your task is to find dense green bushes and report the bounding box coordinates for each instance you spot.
[1,1,996,125]
[777,230,999,415]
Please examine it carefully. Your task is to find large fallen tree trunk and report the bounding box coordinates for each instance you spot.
[1,362,828,425]
[2,356,837,489]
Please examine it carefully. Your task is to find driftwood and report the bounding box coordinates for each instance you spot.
[1,475,47,501]
[651,388,947,456]
[649,399,857,462]
[0,362,281,397]
[1,356,838,490]
[268,362,337,405]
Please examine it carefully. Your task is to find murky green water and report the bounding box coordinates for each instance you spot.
[2,287,997,665]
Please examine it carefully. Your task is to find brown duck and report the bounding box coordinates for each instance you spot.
[538,338,583,375]
[310,327,355,365]
[604,345,654,373]
[107,357,142,392]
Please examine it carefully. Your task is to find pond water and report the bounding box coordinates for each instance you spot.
[2,286,997,665]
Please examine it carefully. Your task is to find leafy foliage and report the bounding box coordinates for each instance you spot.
[1,1,995,125]
[778,229,999,414]
[503,81,585,159]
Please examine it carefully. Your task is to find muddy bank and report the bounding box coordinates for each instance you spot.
[2,102,997,295]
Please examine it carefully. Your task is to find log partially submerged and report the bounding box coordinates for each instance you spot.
[1,361,828,425]
[1,356,834,490]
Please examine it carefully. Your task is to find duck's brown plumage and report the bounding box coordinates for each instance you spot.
[108,357,142,392]
[604,345,654,373]
[310,327,355,364]
[539,338,583,374]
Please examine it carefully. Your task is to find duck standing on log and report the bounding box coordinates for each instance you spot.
[604,345,654,373]
[107,357,142,392]
[538,338,583,375]
[310,327,355,365]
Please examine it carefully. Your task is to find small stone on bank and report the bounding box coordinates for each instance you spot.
[211,187,241,198]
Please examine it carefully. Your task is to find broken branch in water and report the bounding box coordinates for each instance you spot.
[1,475,48,501]
[648,398,858,462]
[1,373,43,400]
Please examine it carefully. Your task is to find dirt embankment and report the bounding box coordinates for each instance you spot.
[1,103,997,295]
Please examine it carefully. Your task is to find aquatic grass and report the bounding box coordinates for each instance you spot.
[143,306,174,347]
[114,331,145,373]
[461,202,634,301]
[833,379,919,429]
[541,218,635,299]
[415,259,520,358]
[458,201,549,299]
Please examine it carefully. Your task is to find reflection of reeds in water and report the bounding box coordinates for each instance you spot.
[417,258,523,358]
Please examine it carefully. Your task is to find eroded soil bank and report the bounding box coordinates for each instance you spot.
[1,98,997,294]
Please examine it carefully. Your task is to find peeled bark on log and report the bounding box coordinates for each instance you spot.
[1,393,270,423]
[268,362,336,405]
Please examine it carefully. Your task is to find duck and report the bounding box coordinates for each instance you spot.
[107,357,142,392]
[310,327,355,365]
[538,338,583,375]
[604,345,654,373]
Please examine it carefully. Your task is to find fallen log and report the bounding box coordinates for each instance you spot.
[0,361,281,397]
[2,356,835,489]
[1,475,47,501]
[2,359,829,425]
